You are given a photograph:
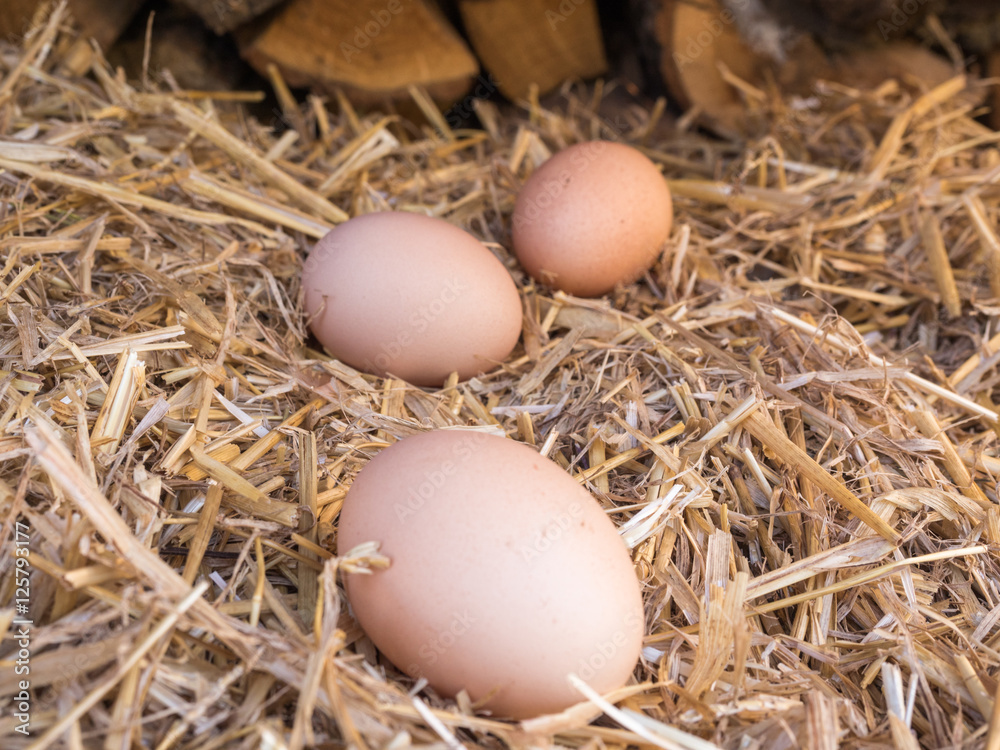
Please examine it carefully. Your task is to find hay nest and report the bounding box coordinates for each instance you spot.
[3,5,1000,749]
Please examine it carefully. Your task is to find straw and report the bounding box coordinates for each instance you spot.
[6,9,1000,748]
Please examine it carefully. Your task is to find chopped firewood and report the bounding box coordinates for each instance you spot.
[170,0,287,35]
[651,0,957,136]
[0,0,143,75]
[829,42,958,93]
[457,0,607,100]
[653,0,761,137]
[989,48,1000,131]
[0,0,142,49]
[238,0,478,105]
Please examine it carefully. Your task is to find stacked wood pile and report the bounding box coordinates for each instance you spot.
[0,0,608,105]
[2,0,997,133]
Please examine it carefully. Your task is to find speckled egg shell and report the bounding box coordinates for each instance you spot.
[511,141,673,297]
[302,212,522,387]
[338,430,644,719]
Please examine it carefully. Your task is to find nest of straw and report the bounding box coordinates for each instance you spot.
[4,4,1000,749]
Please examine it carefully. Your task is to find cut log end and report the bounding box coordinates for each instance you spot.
[652,0,960,137]
[238,0,479,106]
[458,0,607,101]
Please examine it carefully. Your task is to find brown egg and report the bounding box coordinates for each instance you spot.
[302,212,521,387]
[511,141,673,297]
[338,430,644,719]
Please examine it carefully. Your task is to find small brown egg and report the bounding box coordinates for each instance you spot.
[302,212,521,387]
[511,141,673,297]
[338,430,644,719]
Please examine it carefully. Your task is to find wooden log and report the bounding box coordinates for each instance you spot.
[457,0,607,100]
[653,0,760,137]
[989,49,1000,131]
[170,0,287,35]
[649,0,957,137]
[0,0,143,49]
[238,0,479,105]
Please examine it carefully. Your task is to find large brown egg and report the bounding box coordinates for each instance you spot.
[302,212,521,387]
[338,430,644,719]
[511,141,673,297]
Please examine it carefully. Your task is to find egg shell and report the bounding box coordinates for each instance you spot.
[511,141,673,297]
[302,212,522,387]
[338,430,644,719]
